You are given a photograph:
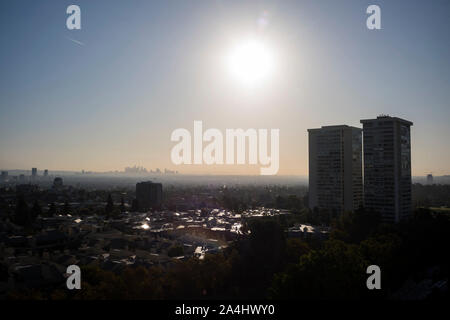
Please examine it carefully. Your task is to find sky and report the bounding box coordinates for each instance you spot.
[1,0,449,176]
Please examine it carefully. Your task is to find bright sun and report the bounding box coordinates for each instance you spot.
[227,39,275,87]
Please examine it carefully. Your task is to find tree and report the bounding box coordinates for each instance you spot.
[269,240,368,299]
[168,245,184,257]
[232,218,287,298]
[31,200,42,220]
[105,194,114,217]
[331,207,381,243]
[285,238,310,264]
[131,199,139,212]
[414,207,433,221]
[14,195,31,227]
[63,200,71,215]
[47,202,57,217]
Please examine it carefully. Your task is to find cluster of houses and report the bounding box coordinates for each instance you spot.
[0,205,316,297]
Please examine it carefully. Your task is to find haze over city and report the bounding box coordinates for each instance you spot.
[1,0,450,176]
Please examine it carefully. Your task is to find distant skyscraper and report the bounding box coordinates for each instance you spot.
[361,115,413,223]
[0,171,8,182]
[31,168,37,177]
[426,174,433,185]
[136,181,163,211]
[308,125,363,214]
[44,169,48,177]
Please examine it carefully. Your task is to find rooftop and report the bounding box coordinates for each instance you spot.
[360,115,413,126]
[307,125,362,132]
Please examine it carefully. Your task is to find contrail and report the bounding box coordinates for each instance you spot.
[66,36,85,46]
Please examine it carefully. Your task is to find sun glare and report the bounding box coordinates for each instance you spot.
[227,39,275,87]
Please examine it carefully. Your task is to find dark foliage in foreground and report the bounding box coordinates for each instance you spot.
[8,208,450,300]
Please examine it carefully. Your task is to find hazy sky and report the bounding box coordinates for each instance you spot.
[1,0,449,175]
